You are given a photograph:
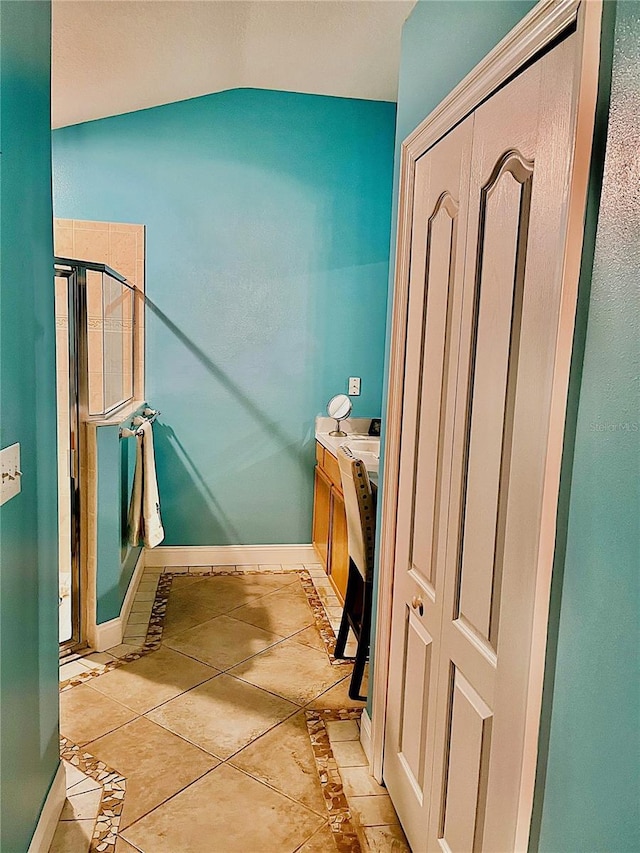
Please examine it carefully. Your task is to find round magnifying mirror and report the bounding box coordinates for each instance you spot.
[327,394,352,436]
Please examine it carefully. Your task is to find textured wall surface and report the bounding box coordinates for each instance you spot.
[0,1,60,849]
[53,89,396,545]
[536,2,640,848]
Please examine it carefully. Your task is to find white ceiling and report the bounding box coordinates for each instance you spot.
[52,0,415,129]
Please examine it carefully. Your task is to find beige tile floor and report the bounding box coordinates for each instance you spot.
[53,565,408,852]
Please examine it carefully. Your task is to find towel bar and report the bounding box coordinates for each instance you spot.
[119,408,161,439]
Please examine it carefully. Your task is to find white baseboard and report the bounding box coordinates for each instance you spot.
[28,762,66,853]
[144,544,318,568]
[91,549,146,652]
[92,616,124,653]
[360,708,373,764]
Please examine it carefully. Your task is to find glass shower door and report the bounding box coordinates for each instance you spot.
[55,258,137,654]
[55,269,82,652]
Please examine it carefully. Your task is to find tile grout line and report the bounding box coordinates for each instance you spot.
[81,670,221,746]
[58,566,362,852]
[217,761,330,821]
[60,564,352,691]
[117,762,222,839]
[66,573,348,757]
[164,622,296,672]
[293,822,336,853]
[166,570,301,622]
[118,760,330,849]
[117,714,332,842]
[76,668,357,831]
[60,568,351,699]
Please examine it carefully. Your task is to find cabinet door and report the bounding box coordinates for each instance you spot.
[329,486,349,602]
[312,466,332,570]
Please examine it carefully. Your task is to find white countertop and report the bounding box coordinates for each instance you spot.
[315,416,380,481]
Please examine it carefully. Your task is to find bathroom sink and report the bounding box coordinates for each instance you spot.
[343,438,380,472]
[346,439,379,455]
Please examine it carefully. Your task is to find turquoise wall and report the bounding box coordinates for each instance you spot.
[369,0,537,707]
[0,1,60,849]
[535,2,640,849]
[393,0,537,145]
[95,408,144,624]
[52,90,396,546]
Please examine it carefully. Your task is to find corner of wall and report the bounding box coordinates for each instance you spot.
[0,1,60,848]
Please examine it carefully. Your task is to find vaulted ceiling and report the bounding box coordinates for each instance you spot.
[52,0,415,129]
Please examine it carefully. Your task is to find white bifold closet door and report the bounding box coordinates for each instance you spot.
[384,29,580,853]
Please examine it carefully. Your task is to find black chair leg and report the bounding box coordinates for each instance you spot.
[349,580,372,701]
[334,561,359,659]
[334,609,351,660]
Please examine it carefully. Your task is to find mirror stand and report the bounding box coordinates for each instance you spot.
[329,419,347,437]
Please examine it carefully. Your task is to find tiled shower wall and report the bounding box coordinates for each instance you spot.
[85,268,135,415]
[54,218,145,404]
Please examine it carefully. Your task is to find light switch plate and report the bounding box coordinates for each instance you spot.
[348,377,361,396]
[1,443,22,506]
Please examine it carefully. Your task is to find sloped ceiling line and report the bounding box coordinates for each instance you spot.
[52,0,415,128]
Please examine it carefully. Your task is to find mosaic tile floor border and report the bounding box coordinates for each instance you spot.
[299,570,352,665]
[60,737,126,853]
[306,709,364,853]
[57,566,358,851]
[59,572,172,693]
[60,566,350,693]
[61,712,365,853]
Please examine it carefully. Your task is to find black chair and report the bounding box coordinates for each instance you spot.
[334,445,376,701]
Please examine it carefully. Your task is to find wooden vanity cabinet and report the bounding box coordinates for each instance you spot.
[312,441,349,602]
[329,489,349,602]
[312,465,331,569]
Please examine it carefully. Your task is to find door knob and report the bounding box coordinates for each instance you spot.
[411,595,424,616]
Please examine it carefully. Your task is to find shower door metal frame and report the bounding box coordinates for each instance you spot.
[56,263,87,657]
[56,258,136,657]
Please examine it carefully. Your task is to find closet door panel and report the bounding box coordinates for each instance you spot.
[411,194,460,596]
[440,668,493,853]
[427,31,580,853]
[397,612,434,789]
[456,157,533,650]
[384,116,473,852]
[480,34,582,850]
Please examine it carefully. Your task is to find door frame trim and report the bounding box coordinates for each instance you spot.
[371,0,603,847]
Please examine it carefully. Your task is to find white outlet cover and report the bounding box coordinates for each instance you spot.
[0,443,21,506]
[348,377,361,396]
